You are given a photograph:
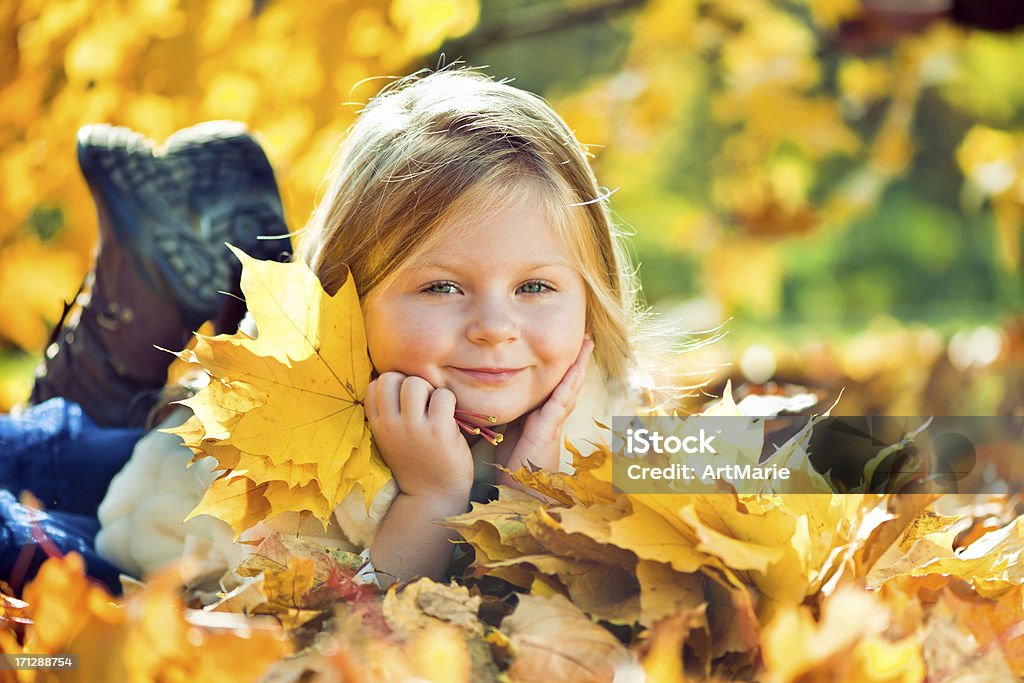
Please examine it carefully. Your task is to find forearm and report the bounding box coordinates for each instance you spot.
[369,491,469,585]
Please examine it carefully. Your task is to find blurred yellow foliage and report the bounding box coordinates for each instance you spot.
[2,553,289,682]
[553,0,1021,335]
[839,58,893,110]
[704,237,782,317]
[957,125,1024,268]
[800,0,861,31]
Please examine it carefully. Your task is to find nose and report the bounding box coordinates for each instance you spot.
[466,295,520,345]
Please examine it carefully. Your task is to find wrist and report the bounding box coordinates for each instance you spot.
[393,468,474,501]
[504,440,561,474]
[397,488,471,514]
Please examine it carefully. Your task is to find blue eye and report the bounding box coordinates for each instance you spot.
[424,281,459,295]
[519,280,554,295]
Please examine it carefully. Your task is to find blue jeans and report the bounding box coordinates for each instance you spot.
[0,398,143,594]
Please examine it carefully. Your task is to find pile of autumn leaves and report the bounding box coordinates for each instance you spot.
[3,254,1024,682]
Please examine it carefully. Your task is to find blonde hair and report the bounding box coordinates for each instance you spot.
[300,68,644,392]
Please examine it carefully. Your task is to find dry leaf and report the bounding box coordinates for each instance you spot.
[867,514,1024,599]
[501,593,636,683]
[383,578,482,639]
[443,487,549,573]
[636,560,706,628]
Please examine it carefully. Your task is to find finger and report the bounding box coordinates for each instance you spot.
[542,378,581,422]
[375,372,406,417]
[572,338,595,383]
[426,387,457,425]
[557,338,595,403]
[399,375,434,419]
[364,379,379,422]
[538,339,595,423]
[570,339,595,393]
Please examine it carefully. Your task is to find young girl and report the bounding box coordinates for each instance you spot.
[95,68,651,590]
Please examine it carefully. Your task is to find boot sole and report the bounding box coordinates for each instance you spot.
[77,125,231,325]
[164,121,292,271]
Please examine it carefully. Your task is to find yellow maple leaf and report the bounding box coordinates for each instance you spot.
[188,471,274,539]
[175,247,391,538]
[507,439,619,507]
[599,489,878,621]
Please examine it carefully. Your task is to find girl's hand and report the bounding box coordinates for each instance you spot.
[493,338,595,482]
[365,372,475,500]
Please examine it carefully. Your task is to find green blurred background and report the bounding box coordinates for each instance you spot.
[1,0,1022,416]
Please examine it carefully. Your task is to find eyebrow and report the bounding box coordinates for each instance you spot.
[413,258,574,271]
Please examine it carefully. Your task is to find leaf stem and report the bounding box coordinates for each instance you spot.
[455,418,481,436]
[454,417,503,446]
[455,409,497,423]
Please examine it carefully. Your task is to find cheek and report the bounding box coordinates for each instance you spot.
[365,306,452,379]
[527,301,587,379]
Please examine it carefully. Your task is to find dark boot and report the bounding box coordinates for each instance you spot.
[29,122,291,428]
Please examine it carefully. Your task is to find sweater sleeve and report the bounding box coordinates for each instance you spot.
[96,406,381,590]
[95,407,248,584]
[331,479,399,549]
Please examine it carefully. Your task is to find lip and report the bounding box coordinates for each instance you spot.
[453,367,525,384]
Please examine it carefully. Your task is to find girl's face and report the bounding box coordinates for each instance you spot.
[364,190,588,426]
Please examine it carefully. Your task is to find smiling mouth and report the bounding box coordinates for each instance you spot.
[453,367,525,384]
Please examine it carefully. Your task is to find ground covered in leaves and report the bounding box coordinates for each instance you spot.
[3,458,1024,682]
